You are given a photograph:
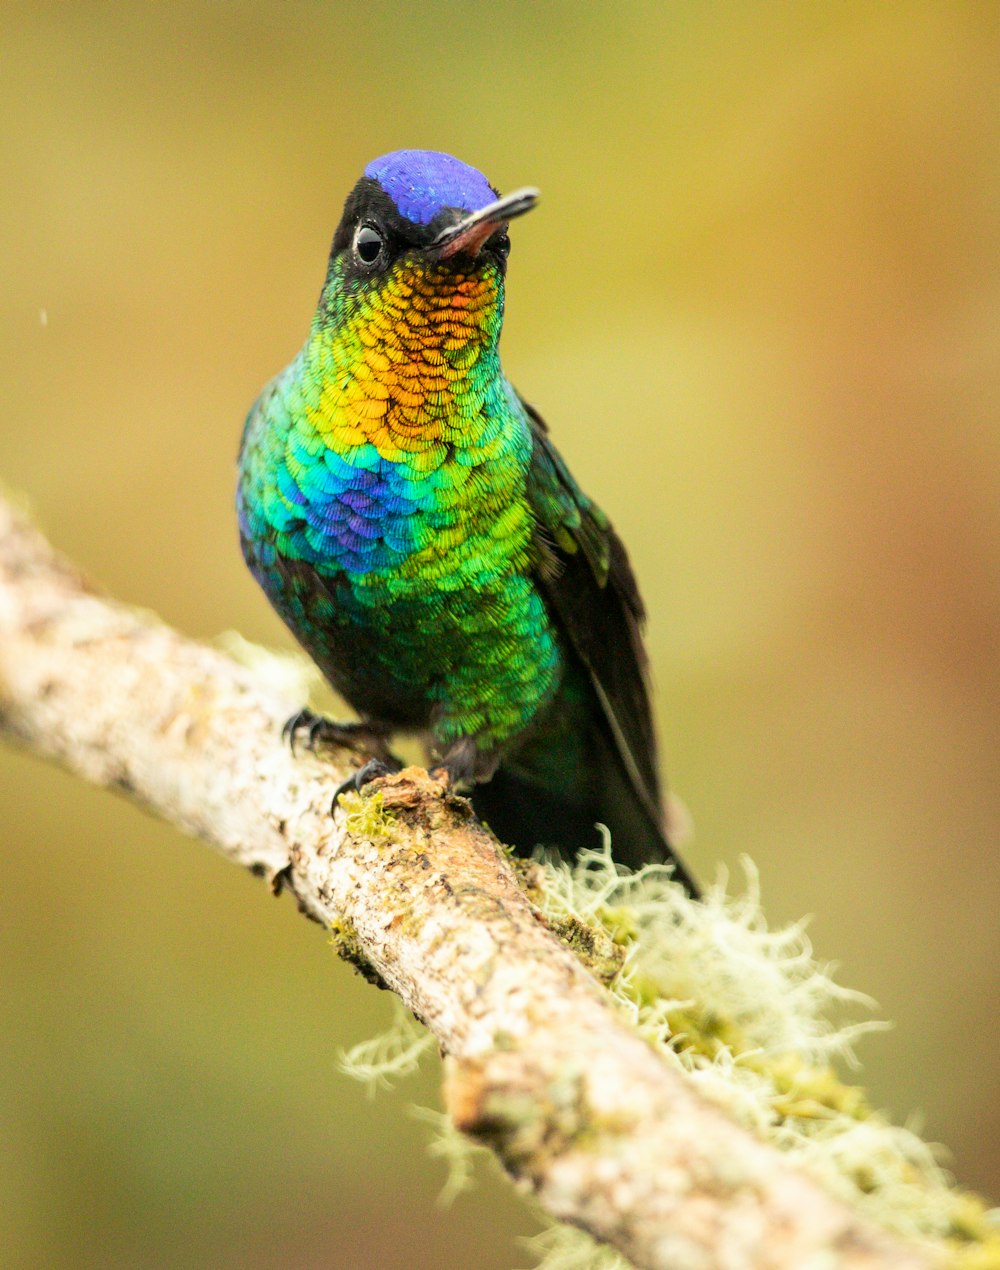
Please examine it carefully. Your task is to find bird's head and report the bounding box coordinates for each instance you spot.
[317,150,538,343]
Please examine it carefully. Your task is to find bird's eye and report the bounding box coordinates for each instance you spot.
[354,224,385,265]
[493,232,511,259]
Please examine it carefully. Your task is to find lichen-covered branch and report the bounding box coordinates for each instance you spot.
[0,494,941,1270]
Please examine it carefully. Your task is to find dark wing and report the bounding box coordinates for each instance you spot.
[520,393,666,833]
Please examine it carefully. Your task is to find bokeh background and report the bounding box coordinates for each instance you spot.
[3,3,998,1267]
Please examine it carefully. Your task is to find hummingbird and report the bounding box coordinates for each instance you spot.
[237,149,697,893]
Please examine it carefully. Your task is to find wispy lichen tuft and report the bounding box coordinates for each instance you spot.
[518,1223,631,1270]
[338,839,1000,1268]
[338,997,435,1093]
[410,1105,488,1208]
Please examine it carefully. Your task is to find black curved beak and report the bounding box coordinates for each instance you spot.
[430,187,539,260]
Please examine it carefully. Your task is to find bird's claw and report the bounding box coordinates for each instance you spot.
[282,708,392,760]
[282,707,321,754]
[331,757,403,812]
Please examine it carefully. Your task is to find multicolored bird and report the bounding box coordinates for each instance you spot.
[237,149,697,892]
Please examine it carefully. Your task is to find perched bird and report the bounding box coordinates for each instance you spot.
[237,149,696,892]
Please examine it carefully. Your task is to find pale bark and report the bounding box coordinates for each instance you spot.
[0,495,941,1270]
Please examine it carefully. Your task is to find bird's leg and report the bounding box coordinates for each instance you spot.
[284,708,404,812]
[330,735,497,815]
[431,736,500,792]
[280,710,404,813]
[282,707,396,764]
[330,756,404,810]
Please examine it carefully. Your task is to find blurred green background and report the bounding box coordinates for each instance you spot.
[3,2,998,1266]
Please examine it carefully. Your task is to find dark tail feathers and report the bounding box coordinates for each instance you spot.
[472,732,699,898]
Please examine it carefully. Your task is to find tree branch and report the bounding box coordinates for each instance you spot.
[0,494,942,1270]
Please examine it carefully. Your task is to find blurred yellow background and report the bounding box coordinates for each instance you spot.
[3,3,998,1266]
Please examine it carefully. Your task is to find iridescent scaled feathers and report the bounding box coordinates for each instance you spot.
[237,150,697,889]
[238,154,560,756]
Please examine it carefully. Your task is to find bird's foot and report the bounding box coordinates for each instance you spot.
[430,736,499,792]
[331,756,404,811]
[282,708,393,762]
